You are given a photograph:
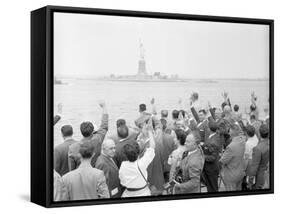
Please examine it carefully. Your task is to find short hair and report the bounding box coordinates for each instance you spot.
[174,129,187,146]
[250,114,256,121]
[229,122,241,135]
[116,119,126,128]
[245,125,255,137]
[139,104,146,112]
[250,104,256,111]
[161,110,168,118]
[117,125,129,139]
[123,142,140,162]
[179,110,186,118]
[172,110,179,119]
[198,109,207,115]
[209,121,218,133]
[234,104,239,112]
[259,124,269,138]
[80,122,94,137]
[223,105,231,114]
[61,125,73,137]
[79,142,94,159]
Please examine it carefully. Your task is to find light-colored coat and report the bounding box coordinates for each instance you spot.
[175,148,205,194]
[220,135,246,185]
[62,163,109,200]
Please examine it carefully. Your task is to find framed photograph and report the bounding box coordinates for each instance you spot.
[31,5,274,208]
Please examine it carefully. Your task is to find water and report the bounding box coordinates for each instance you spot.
[54,79,269,146]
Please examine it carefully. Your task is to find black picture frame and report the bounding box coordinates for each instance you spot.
[31,5,274,208]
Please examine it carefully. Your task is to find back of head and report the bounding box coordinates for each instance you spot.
[139,104,146,112]
[79,142,94,159]
[234,104,239,112]
[245,125,255,137]
[223,105,231,114]
[172,110,179,120]
[174,129,187,146]
[161,110,168,118]
[61,125,73,137]
[123,142,140,162]
[250,114,256,121]
[80,122,94,137]
[259,124,269,139]
[209,121,218,133]
[116,119,126,128]
[229,122,242,137]
[117,125,129,139]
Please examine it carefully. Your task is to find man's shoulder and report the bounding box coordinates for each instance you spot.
[96,155,108,166]
[69,141,81,152]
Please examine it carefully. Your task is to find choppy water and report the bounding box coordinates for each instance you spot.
[54,79,269,146]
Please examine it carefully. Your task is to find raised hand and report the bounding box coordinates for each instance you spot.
[178,98,182,105]
[208,101,212,109]
[98,100,106,108]
[150,97,155,105]
[222,91,228,101]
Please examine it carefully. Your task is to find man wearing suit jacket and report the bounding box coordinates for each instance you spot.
[68,101,108,170]
[96,139,123,198]
[249,124,270,189]
[63,142,109,200]
[114,125,137,168]
[54,125,77,176]
[201,121,220,192]
[219,123,246,191]
[174,134,205,194]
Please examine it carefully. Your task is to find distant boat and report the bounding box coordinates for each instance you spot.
[54,77,67,85]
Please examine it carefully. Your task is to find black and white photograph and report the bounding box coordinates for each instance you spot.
[50,8,272,204]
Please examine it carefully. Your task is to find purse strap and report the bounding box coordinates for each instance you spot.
[137,161,149,184]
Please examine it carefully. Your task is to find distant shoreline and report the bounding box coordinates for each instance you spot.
[55,77,269,83]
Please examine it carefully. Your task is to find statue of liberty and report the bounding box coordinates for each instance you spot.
[138,39,147,75]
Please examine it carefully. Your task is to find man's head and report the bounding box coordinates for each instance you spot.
[161,110,168,118]
[229,122,241,138]
[61,125,73,139]
[234,104,239,112]
[174,129,187,146]
[79,142,95,159]
[185,134,197,152]
[198,109,207,122]
[250,114,256,123]
[139,104,146,113]
[123,142,140,162]
[223,105,231,114]
[245,125,255,138]
[117,125,129,139]
[102,139,116,158]
[259,124,269,139]
[209,121,218,133]
[116,119,126,128]
[80,122,94,137]
[172,110,179,120]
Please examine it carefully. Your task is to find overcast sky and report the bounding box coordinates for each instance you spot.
[54,12,269,79]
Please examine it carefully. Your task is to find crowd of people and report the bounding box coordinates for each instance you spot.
[53,91,270,201]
